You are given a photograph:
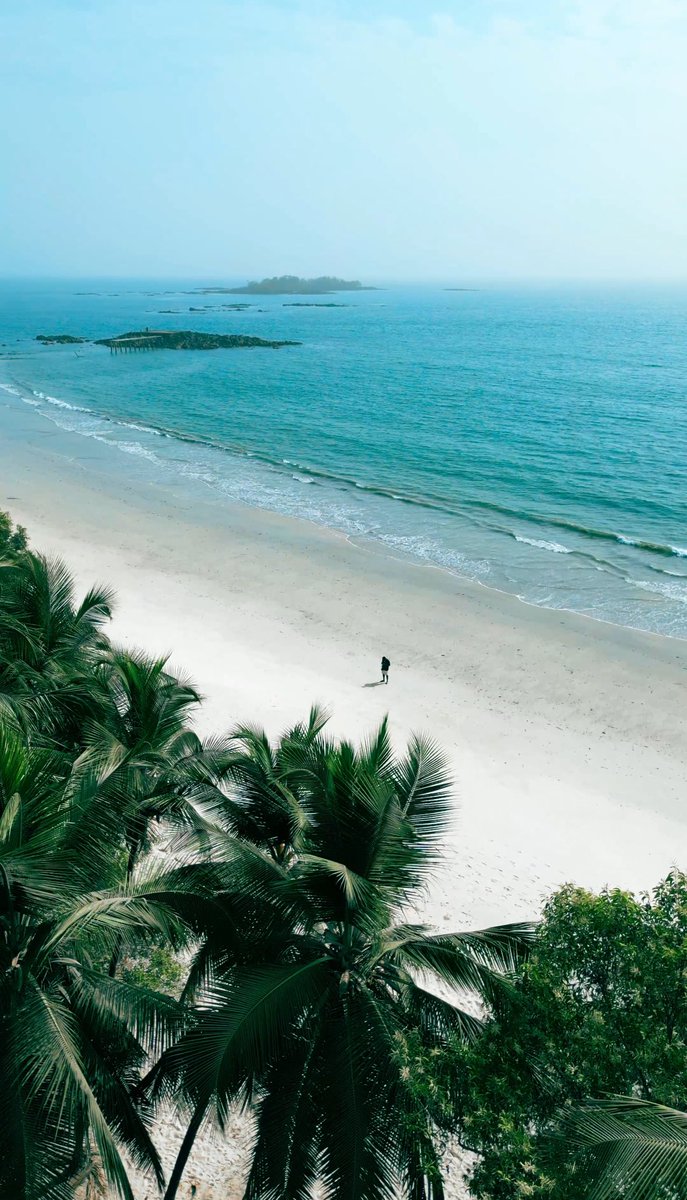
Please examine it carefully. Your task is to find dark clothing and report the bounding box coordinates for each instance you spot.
[381,657,390,672]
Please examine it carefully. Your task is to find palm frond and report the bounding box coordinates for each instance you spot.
[393,734,453,840]
[70,967,185,1057]
[281,703,331,747]
[74,583,116,626]
[20,982,141,1200]
[564,1097,687,1200]
[243,1018,325,1200]
[316,991,400,1200]
[402,980,484,1044]
[38,888,189,964]
[386,923,535,1011]
[166,959,332,1104]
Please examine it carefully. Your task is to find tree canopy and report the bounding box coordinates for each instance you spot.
[451,874,687,1199]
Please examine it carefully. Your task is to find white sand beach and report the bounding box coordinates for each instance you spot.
[2,398,687,1197]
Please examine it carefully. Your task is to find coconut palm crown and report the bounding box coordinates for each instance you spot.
[0,552,114,749]
[155,712,535,1200]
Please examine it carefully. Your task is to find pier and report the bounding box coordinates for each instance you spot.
[106,331,167,354]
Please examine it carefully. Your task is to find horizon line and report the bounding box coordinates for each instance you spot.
[1,274,687,287]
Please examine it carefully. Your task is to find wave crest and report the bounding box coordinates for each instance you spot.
[515,535,571,554]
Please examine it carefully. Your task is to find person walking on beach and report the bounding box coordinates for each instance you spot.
[381,655,390,684]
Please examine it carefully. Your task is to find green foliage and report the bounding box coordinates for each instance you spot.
[121,940,185,997]
[0,509,28,556]
[452,874,687,1199]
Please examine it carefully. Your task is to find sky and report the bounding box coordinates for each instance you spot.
[1,0,686,281]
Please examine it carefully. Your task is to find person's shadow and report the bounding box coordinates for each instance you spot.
[362,680,385,688]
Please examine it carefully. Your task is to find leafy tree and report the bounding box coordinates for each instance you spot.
[451,874,687,1199]
[121,938,185,997]
[152,716,535,1200]
[0,509,28,557]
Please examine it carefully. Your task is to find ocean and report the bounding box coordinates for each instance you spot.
[1,278,686,637]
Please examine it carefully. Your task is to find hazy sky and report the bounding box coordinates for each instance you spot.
[2,0,686,281]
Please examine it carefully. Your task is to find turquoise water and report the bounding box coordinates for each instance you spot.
[1,279,686,636]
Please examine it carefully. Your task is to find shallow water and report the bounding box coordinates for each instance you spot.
[1,278,686,636]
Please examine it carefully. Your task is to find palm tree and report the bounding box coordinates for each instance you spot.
[155,715,535,1200]
[0,720,193,1200]
[200,704,330,863]
[565,1097,687,1199]
[0,553,114,749]
[80,649,204,879]
[74,648,238,980]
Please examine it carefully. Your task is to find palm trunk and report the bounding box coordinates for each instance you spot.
[163,1101,207,1200]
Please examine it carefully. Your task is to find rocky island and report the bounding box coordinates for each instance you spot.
[193,275,374,296]
[36,333,89,344]
[93,329,300,352]
[189,303,253,311]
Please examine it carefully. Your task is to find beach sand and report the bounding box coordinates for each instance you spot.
[2,396,687,1197]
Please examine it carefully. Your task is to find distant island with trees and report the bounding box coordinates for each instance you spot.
[193,275,375,296]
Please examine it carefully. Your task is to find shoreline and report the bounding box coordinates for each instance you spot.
[2,376,685,643]
[1,393,686,935]
[347,525,687,649]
